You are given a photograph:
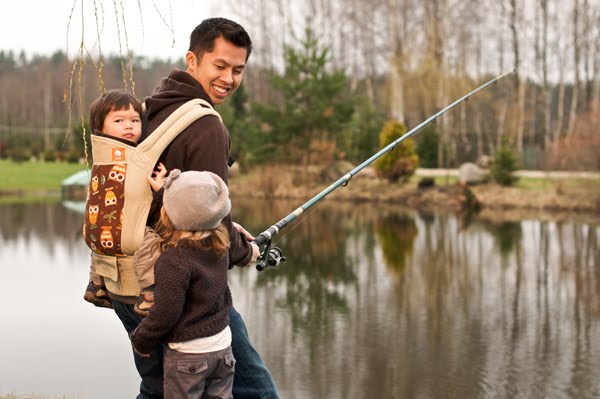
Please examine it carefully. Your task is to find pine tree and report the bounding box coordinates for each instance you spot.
[251,28,355,164]
[490,138,520,186]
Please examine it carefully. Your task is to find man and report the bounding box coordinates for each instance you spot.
[112,18,279,399]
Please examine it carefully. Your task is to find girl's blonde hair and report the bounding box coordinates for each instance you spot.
[156,206,230,257]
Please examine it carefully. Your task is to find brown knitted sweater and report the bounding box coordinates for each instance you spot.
[130,245,232,354]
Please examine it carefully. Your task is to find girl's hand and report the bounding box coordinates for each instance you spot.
[147,163,167,192]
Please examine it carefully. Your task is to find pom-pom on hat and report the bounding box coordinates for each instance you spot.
[162,169,231,231]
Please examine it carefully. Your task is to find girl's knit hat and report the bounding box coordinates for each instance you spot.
[162,169,231,231]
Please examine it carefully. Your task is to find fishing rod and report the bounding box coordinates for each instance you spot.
[254,69,516,271]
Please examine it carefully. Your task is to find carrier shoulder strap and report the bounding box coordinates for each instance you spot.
[137,98,221,162]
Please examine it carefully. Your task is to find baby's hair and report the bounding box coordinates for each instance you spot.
[157,207,229,257]
[89,89,142,134]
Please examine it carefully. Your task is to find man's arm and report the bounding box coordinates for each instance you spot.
[179,118,256,267]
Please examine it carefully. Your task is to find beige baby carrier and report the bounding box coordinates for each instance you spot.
[82,98,220,296]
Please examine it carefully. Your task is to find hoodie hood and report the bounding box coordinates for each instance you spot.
[144,69,214,121]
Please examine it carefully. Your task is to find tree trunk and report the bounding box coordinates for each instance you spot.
[509,0,525,154]
[424,0,446,167]
[388,0,405,122]
[582,0,592,110]
[567,0,580,136]
[539,0,551,149]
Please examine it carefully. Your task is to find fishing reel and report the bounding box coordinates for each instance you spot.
[256,239,286,271]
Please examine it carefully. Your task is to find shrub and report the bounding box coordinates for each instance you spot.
[491,138,519,186]
[374,120,419,183]
[65,147,82,164]
[9,147,32,163]
[544,102,600,171]
[416,124,438,168]
[43,148,57,162]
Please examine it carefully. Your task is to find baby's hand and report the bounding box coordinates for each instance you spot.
[147,163,167,192]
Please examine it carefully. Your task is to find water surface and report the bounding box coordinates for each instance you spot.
[0,201,598,398]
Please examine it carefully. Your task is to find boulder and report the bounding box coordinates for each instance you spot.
[458,162,487,185]
[476,154,491,169]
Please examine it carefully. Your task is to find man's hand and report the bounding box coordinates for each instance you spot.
[232,221,255,241]
[249,242,260,264]
[232,222,261,266]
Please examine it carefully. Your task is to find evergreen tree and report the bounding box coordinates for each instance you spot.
[416,124,438,168]
[490,138,520,186]
[219,85,251,166]
[374,120,419,183]
[251,28,356,164]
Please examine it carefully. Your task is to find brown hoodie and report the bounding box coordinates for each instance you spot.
[143,69,252,267]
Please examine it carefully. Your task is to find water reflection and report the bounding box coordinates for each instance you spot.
[376,212,418,273]
[1,200,599,399]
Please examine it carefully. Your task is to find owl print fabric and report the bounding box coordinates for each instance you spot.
[83,163,127,256]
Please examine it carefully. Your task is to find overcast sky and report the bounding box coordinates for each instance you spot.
[0,0,238,61]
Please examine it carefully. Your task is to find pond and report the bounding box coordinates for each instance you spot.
[0,200,599,399]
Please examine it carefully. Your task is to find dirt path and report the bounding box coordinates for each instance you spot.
[416,168,600,180]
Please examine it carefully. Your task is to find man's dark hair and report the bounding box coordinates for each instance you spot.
[89,89,143,134]
[188,17,253,61]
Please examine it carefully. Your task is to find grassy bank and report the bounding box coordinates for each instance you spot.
[1,160,599,216]
[0,160,84,195]
[0,395,75,399]
[229,164,600,216]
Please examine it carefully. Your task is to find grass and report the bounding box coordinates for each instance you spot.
[229,164,600,215]
[0,159,85,194]
[0,395,76,399]
[515,176,600,192]
[1,160,598,213]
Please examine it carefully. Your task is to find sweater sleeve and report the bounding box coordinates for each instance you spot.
[180,118,253,267]
[130,251,190,354]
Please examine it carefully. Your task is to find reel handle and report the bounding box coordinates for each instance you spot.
[255,239,287,271]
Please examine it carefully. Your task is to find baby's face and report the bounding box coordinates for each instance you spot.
[102,105,142,143]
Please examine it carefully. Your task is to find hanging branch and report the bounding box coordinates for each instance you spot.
[62,0,175,165]
[136,0,145,45]
[93,0,106,93]
[119,0,136,95]
[112,0,128,90]
[151,0,175,48]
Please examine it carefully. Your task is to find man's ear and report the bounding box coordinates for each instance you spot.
[185,51,196,71]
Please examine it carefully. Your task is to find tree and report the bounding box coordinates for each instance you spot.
[545,101,600,171]
[250,28,356,165]
[490,138,520,186]
[416,124,438,168]
[374,120,419,182]
[509,0,526,154]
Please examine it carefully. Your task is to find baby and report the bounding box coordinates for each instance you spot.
[83,89,164,314]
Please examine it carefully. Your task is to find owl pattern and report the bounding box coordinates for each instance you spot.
[83,163,127,256]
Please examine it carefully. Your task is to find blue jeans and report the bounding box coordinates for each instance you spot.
[113,301,164,399]
[113,302,279,399]
[230,307,279,399]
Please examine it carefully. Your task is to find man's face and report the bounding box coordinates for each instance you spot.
[186,36,247,105]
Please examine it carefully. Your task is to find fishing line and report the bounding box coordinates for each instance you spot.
[253,69,516,271]
[268,195,329,247]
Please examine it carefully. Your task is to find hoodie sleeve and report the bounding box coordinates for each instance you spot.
[163,117,253,267]
[181,117,230,182]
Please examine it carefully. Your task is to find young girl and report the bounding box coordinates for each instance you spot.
[130,169,236,398]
